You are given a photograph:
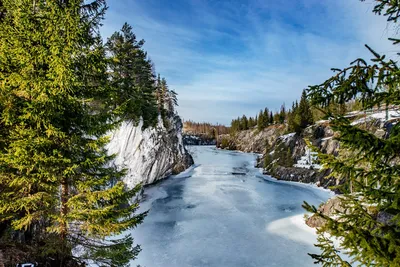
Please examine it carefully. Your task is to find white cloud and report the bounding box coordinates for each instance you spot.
[101,0,396,125]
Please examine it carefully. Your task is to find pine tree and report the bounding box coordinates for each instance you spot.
[298,90,313,127]
[269,111,274,124]
[263,108,269,128]
[272,112,279,124]
[159,77,178,118]
[106,22,158,128]
[287,101,299,133]
[165,89,178,115]
[241,115,248,130]
[257,110,265,131]
[0,1,146,265]
[155,74,164,115]
[288,90,314,133]
[230,119,237,133]
[161,78,168,120]
[303,1,400,265]
[279,104,286,124]
[248,117,255,128]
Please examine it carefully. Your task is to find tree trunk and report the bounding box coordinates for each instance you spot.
[60,178,69,240]
[60,178,69,267]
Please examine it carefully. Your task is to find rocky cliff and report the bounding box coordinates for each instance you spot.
[259,122,340,188]
[218,125,286,153]
[107,115,193,188]
[217,121,341,188]
[305,195,395,228]
[183,134,216,145]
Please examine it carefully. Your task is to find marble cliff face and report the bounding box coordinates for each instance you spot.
[107,115,193,188]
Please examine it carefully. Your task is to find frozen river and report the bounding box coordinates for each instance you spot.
[130,146,332,267]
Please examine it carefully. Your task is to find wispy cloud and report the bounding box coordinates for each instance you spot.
[101,0,395,125]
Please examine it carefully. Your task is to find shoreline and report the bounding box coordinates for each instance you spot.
[216,146,335,195]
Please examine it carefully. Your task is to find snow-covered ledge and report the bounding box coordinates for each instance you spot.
[294,147,321,170]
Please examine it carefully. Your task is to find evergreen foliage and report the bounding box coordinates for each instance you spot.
[230,103,289,133]
[241,115,248,130]
[154,75,180,129]
[257,110,265,131]
[0,1,180,265]
[303,1,400,265]
[269,111,274,124]
[248,116,255,128]
[106,23,158,128]
[278,104,286,124]
[288,91,313,133]
[263,108,270,127]
[183,121,229,137]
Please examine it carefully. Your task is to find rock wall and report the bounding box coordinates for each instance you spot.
[218,116,394,189]
[305,196,345,228]
[107,115,193,188]
[218,125,286,153]
[183,134,216,145]
[265,166,337,189]
[305,196,395,228]
[256,122,340,189]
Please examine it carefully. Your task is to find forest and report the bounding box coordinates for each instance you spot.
[0,0,179,266]
[228,90,362,135]
[1,0,400,266]
[183,121,230,137]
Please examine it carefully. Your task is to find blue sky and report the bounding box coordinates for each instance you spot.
[101,0,395,125]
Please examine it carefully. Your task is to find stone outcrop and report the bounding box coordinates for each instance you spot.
[265,166,337,189]
[216,123,338,188]
[183,134,216,145]
[254,122,340,189]
[107,115,193,188]
[218,113,397,190]
[306,196,396,228]
[305,196,345,228]
[218,125,286,153]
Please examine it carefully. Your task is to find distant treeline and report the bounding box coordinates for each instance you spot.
[230,104,285,133]
[183,121,230,137]
[230,90,363,134]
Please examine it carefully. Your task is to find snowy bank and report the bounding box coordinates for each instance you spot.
[266,214,317,245]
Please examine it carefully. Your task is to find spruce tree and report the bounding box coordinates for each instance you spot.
[158,77,179,123]
[269,111,274,124]
[248,117,254,128]
[273,112,280,124]
[156,74,163,114]
[279,104,286,124]
[263,108,269,127]
[165,88,178,115]
[257,110,265,131]
[106,22,158,128]
[241,115,248,130]
[295,90,313,129]
[287,101,299,133]
[0,1,146,265]
[303,1,400,265]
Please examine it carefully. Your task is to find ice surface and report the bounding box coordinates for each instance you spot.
[128,146,332,267]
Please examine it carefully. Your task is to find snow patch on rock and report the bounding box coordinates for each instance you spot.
[351,109,400,125]
[279,132,296,144]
